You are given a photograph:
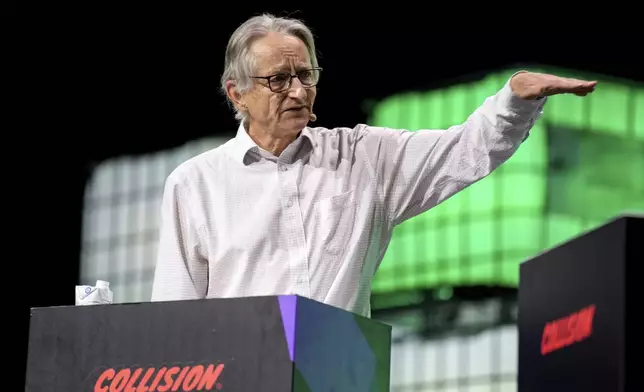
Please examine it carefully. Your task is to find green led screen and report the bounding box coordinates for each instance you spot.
[369,67,644,293]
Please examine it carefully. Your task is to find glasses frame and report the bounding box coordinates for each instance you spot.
[250,67,323,93]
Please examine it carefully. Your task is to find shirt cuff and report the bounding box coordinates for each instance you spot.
[499,72,548,119]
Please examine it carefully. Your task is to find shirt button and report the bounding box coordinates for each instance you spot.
[286,200,293,208]
[280,166,288,172]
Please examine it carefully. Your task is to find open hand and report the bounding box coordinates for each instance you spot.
[510,71,597,100]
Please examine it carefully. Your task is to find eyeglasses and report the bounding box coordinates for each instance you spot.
[250,67,322,93]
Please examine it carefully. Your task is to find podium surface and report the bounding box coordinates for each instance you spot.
[26,295,392,392]
[518,215,641,391]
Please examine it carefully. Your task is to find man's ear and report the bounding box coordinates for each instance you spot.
[225,80,246,112]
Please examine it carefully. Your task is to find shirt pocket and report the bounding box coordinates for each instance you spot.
[315,189,357,255]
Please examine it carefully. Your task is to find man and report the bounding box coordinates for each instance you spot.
[150,14,596,317]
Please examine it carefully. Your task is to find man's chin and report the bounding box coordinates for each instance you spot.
[282,115,309,130]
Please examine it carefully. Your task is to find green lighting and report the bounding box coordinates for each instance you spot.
[369,67,644,293]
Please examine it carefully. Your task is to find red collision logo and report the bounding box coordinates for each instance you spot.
[93,363,225,391]
[541,304,596,356]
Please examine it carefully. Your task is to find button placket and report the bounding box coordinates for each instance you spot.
[277,161,310,296]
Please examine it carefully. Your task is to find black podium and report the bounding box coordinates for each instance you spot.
[518,215,642,391]
[25,295,392,392]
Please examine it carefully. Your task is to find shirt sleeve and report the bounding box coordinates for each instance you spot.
[359,76,547,227]
[150,173,209,301]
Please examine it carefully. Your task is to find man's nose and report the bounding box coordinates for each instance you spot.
[288,77,307,100]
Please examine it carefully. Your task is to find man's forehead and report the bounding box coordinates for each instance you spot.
[251,34,310,71]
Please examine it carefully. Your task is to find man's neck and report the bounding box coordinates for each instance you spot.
[247,123,300,157]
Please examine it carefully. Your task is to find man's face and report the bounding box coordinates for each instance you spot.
[240,32,317,137]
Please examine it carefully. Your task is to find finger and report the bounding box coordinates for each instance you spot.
[573,79,596,87]
[561,78,596,89]
[552,80,597,95]
[558,75,596,84]
[572,84,596,92]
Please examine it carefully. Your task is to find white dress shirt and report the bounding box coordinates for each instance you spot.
[151,76,546,317]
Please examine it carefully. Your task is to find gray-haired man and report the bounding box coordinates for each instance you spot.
[151,13,597,317]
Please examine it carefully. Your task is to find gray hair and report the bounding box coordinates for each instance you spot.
[220,13,319,122]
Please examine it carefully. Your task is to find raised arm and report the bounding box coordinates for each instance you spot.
[359,71,596,226]
[151,174,208,301]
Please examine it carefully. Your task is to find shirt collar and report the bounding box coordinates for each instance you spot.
[230,123,314,165]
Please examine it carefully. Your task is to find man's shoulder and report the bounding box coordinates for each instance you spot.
[165,140,234,187]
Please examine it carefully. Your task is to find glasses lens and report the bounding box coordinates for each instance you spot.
[268,69,321,91]
[298,69,320,86]
[269,74,291,91]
